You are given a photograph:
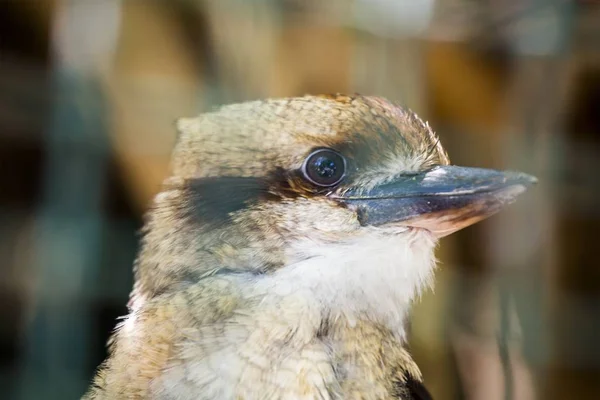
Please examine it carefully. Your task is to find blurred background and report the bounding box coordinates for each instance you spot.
[0,0,599,399]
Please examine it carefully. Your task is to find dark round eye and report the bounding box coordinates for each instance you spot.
[301,148,346,187]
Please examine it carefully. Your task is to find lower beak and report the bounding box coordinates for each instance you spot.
[334,165,537,237]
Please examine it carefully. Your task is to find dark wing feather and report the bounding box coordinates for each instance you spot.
[394,373,434,400]
[405,374,433,400]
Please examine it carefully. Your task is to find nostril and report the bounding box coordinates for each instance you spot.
[356,206,369,227]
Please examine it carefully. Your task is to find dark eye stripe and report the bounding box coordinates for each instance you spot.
[180,177,272,226]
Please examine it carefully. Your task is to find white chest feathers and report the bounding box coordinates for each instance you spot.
[258,226,438,336]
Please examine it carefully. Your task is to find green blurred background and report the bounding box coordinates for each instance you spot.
[0,0,599,399]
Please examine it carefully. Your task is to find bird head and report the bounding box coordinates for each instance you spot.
[135,94,535,329]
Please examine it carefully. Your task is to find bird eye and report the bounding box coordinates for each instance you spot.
[301,148,346,187]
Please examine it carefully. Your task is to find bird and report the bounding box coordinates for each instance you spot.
[83,94,536,400]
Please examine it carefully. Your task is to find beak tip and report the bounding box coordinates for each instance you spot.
[529,175,539,185]
[508,171,538,187]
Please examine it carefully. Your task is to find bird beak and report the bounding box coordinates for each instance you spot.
[335,165,537,238]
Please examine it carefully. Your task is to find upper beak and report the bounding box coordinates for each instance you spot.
[333,165,537,237]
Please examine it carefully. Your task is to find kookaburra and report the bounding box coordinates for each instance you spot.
[84,94,535,399]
